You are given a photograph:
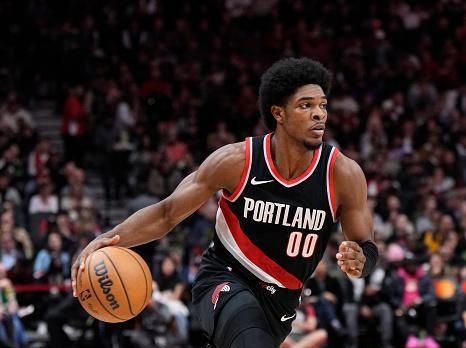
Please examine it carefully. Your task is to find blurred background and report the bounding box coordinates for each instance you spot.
[0,0,464,347]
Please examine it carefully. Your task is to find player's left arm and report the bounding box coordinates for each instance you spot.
[333,153,378,278]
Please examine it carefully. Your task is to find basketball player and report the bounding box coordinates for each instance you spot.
[71,58,378,348]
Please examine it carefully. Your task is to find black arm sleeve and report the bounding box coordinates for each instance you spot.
[360,240,378,278]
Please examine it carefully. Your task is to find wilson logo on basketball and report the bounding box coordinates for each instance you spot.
[94,260,120,310]
[211,282,230,310]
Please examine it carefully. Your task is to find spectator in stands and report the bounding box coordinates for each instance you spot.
[428,253,461,341]
[33,232,70,284]
[153,255,188,344]
[73,207,101,237]
[28,180,58,215]
[46,150,66,194]
[0,262,27,347]
[0,210,33,261]
[341,275,364,348]
[92,116,116,204]
[343,241,393,348]
[305,260,345,337]
[41,212,75,255]
[0,170,21,208]
[423,214,455,255]
[430,167,455,196]
[60,165,93,207]
[280,299,327,348]
[129,132,153,189]
[206,122,236,152]
[162,129,188,165]
[386,253,437,346]
[0,0,466,346]
[456,215,466,265]
[415,196,439,237]
[386,214,417,251]
[16,121,38,159]
[128,283,185,348]
[27,138,50,178]
[184,196,217,266]
[0,232,24,272]
[60,180,93,214]
[61,85,88,166]
[107,92,136,201]
[147,151,185,199]
[146,151,166,198]
[0,144,24,188]
[44,291,89,348]
[0,92,34,135]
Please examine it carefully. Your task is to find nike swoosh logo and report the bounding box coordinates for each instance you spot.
[280,314,296,322]
[251,177,274,185]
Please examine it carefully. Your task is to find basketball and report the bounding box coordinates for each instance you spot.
[76,246,152,323]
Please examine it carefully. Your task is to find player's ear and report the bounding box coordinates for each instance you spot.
[271,105,284,125]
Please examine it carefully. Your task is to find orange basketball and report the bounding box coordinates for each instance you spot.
[76,246,152,323]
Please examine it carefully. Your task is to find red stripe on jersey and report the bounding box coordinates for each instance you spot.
[211,282,230,308]
[328,148,339,220]
[264,133,321,186]
[223,137,251,201]
[219,197,303,289]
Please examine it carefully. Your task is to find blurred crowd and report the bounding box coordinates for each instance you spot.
[0,0,464,347]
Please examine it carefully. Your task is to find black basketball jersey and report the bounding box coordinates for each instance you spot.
[210,133,340,290]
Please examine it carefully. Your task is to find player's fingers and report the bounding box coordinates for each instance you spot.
[72,250,93,297]
[72,235,120,297]
[337,251,365,262]
[103,235,120,246]
[339,259,363,270]
[339,261,362,276]
[71,253,86,297]
[79,237,115,270]
[336,251,365,264]
[338,243,349,253]
[71,261,79,297]
[341,241,362,253]
[338,243,357,255]
[336,251,355,260]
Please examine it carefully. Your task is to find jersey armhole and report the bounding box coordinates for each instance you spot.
[326,147,339,222]
[222,137,252,202]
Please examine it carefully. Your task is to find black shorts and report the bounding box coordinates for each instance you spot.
[191,250,301,348]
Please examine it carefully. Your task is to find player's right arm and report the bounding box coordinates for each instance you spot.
[71,141,246,296]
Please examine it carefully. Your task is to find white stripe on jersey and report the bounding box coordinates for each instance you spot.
[215,207,286,288]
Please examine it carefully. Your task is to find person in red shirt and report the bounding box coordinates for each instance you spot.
[61,85,88,166]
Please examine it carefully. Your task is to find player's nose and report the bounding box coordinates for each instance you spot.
[311,108,325,120]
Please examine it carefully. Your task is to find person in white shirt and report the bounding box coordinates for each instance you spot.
[28,181,58,214]
[0,92,34,134]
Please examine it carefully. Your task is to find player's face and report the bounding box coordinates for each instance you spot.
[282,84,327,150]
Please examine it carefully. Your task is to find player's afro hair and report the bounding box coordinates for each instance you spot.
[258,58,332,130]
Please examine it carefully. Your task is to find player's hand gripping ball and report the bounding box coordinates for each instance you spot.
[76,246,152,323]
[336,241,366,278]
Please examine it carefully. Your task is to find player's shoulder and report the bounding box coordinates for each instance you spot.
[207,140,247,168]
[333,151,365,181]
[197,140,248,192]
[332,151,367,206]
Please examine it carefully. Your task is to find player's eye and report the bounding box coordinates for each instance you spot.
[300,103,311,109]
[320,103,327,110]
